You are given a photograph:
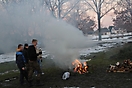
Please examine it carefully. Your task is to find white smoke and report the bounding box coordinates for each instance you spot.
[0,0,97,68]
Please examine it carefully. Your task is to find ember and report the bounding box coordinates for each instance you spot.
[72,59,89,74]
[107,59,132,72]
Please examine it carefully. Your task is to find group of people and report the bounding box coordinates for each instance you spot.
[16,39,43,86]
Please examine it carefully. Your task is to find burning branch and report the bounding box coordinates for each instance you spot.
[72,59,89,74]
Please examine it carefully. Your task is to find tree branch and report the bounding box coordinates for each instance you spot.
[100,0,105,6]
[100,7,114,18]
[100,0,116,18]
[79,8,91,16]
[85,0,97,13]
[45,0,57,18]
[93,0,98,12]
[61,0,80,19]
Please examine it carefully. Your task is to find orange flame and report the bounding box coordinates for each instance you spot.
[72,59,88,74]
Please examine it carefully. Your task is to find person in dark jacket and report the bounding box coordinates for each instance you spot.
[28,39,43,86]
[23,43,29,64]
[23,43,29,73]
[16,44,28,85]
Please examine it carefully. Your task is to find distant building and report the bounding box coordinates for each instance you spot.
[94,26,128,36]
[94,27,110,35]
[108,26,127,34]
[109,26,116,34]
[87,30,95,35]
[101,27,110,35]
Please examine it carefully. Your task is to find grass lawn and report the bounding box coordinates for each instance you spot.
[1,43,132,88]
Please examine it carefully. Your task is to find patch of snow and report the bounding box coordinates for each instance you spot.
[0,53,15,63]
[0,33,132,63]
[0,70,18,75]
[80,34,132,57]
[0,50,51,63]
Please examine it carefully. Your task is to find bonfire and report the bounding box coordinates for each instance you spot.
[72,59,89,74]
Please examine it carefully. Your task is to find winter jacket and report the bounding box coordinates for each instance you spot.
[16,51,26,69]
[28,45,39,61]
[23,48,29,64]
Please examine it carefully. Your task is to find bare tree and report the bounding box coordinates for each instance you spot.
[84,0,117,40]
[44,0,80,19]
[117,0,132,21]
[66,3,96,35]
[113,0,132,32]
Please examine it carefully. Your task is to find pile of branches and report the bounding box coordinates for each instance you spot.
[107,59,132,72]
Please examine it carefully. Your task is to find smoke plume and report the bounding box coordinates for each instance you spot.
[0,0,96,68]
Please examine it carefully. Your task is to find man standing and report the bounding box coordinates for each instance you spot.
[28,39,43,86]
[35,47,44,76]
[23,43,29,73]
[16,44,28,86]
[23,43,29,64]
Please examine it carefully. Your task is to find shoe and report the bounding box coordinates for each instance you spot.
[20,82,26,86]
[36,83,44,86]
[28,83,33,87]
[28,81,33,87]
[20,84,24,86]
[21,82,27,85]
[36,81,44,86]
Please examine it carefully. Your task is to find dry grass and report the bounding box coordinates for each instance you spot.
[1,43,132,88]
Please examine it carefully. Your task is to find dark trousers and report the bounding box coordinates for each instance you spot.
[19,68,28,85]
[25,64,29,73]
[28,61,42,82]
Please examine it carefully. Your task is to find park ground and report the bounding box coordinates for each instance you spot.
[1,43,132,88]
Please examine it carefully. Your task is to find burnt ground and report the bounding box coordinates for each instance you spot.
[1,43,132,88]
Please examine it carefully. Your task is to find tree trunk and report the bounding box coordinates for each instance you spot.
[97,13,102,41]
[58,0,61,19]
